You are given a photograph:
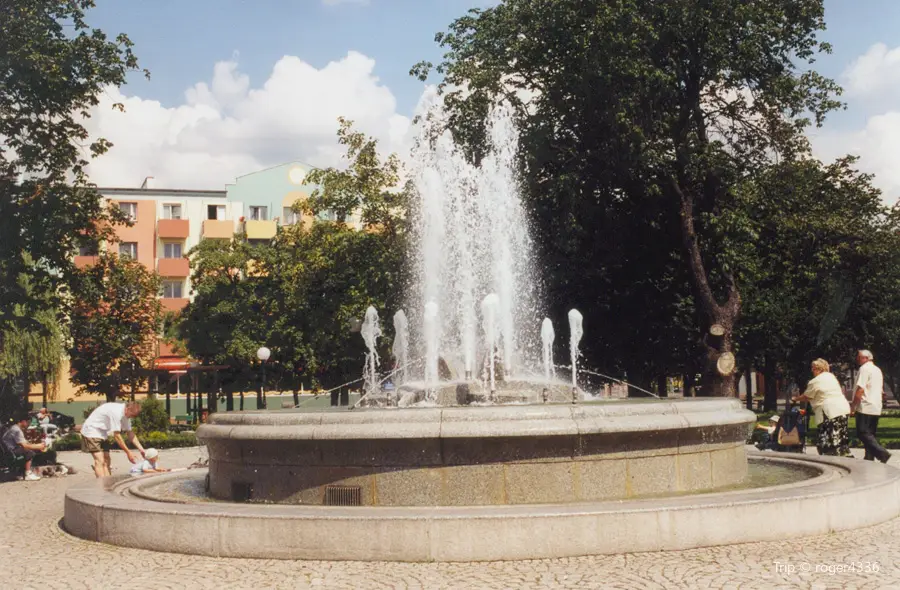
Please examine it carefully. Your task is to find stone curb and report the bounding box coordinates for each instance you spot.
[63,452,900,562]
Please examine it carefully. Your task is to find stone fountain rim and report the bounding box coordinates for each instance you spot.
[125,454,836,509]
[197,397,755,442]
[63,453,900,561]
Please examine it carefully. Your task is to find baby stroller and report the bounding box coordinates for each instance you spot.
[755,402,808,453]
[772,403,808,453]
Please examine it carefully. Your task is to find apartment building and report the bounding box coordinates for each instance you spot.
[38,160,340,401]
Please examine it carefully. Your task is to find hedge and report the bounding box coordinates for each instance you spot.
[52,431,198,452]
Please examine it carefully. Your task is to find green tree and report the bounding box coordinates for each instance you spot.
[177,236,268,408]
[732,158,896,407]
[178,123,410,403]
[68,253,162,402]
[0,262,65,421]
[1,0,146,336]
[414,0,842,395]
[303,118,410,236]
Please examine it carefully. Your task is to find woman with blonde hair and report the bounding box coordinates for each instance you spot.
[791,358,852,456]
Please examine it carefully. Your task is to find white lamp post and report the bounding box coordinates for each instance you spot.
[257,347,271,409]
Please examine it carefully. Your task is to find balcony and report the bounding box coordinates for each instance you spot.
[244,220,277,240]
[157,219,189,239]
[202,219,234,239]
[157,257,190,277]
[74,255,98,269]
[160,298,189,313]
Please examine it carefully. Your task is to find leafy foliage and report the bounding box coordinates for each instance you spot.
[303,118,410,236]
[131,395,170,435]
[0,0,146,336]
[415,0,848,395]
[0,260,65,421]
[68,253,162,402]
[178,121,410,394]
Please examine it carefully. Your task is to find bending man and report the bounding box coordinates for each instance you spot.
[80,400,145,477]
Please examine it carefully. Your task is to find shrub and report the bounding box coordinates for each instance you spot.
[132,396,170,435]
[138,430,198,449]
[82,403,101,420]
[52,430,199,451]
[53,433,82,451]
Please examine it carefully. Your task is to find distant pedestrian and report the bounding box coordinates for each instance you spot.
[791,359,851,457]
[80,400,146,477]
[851,350,891,463]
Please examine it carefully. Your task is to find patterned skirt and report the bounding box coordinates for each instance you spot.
[817,414,851,457]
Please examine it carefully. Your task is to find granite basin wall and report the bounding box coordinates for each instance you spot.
[197,398,755,506]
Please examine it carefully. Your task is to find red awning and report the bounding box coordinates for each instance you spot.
[152,357,191,371]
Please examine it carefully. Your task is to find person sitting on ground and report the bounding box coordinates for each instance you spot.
[80,400,146,478]
[755,415,780,450]
[791,358,852,457]
[2,415,47,481]
[130,447,170,476]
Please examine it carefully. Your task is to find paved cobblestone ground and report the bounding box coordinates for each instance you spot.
[2,446,900,589]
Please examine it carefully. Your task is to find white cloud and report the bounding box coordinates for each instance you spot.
[842,42,900,100]
[812,113,900,205]
[84,51,411,189]
[806,42,900,205]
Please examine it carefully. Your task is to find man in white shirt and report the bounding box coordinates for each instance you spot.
[851,350,891,463]
[80,401,146,477]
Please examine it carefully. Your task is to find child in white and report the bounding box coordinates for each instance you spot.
[130,448,169,476]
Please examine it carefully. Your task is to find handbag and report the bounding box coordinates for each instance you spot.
[778,423,801,446]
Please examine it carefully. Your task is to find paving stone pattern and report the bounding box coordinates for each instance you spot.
[2,446,900,589]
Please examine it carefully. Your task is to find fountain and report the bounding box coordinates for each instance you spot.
[64,98,900,562]
[541,318,555,381]
[391,310,409,385]
[569,309,584,402]
[360,306,381,395]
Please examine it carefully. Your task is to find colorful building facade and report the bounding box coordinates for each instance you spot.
[37,161,336,402]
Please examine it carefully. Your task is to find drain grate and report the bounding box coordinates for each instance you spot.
[324,485,362,506]
[231,482,253,502]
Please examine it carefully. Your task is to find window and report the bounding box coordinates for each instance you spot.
[163,242,183,258]
[118,202,137,221]
[119,242,137,259]
[207,204,225,220]
[318,209,338,222]
[162,280,183,299]
[78,242,98,256]
[163,204,182,219]
[249,206,268,221]
[283,206,301,225]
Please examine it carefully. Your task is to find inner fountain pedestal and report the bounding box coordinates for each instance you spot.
[197,398,755,506]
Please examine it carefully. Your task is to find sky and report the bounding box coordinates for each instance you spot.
[80,0,900,201]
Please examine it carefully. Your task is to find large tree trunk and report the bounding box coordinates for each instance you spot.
[656,374,668,398]
[672,179,740,397]
[762,354,779,412]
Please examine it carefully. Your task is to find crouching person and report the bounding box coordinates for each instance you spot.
[80,400,145,478]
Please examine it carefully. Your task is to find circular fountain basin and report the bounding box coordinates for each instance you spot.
[63,453,900,561]
[196,398,755,506]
